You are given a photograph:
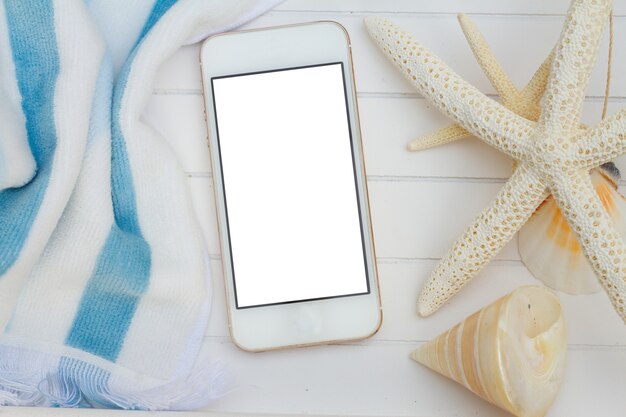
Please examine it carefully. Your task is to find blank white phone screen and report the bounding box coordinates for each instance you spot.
[212,63,369,308]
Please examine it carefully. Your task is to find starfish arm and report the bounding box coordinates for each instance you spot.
[365,16,533,161]
[537,0,612,137]
[574,109,626,168]
[408,124,469,151]
[417,165,548,316]
[551,171,626,323]
[457,13,519,102]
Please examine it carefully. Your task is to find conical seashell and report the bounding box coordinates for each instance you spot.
[519,163,626,294]
[412,286,566,417]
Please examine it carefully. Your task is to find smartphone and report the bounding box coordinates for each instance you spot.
[200,21,381,351]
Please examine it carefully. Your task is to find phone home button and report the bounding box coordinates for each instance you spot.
[295,305,322,335]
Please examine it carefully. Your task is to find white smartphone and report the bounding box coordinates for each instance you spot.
[200,21,381,351]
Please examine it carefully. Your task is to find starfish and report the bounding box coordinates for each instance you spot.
[408,13,556,152]
[365,0,626,323]
[407,13,622,297]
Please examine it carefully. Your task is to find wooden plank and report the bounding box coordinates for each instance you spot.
[366,180,521,260]
[205,260,626,346]
[195,340,626,417]
[144,94,626,179]
[185,177,521,261]
[186,170,626,269]
[371,263,626,346]
[250,13,624,98]
[358,97,626,179]
[276,0,626,16]
[7,342,626,417]
[157,13,626,99]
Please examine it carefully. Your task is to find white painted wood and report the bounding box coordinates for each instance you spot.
[8,1,626,416]
[183,173,626,274]
[205,260,626,346]
[144,94,626,179]
[274,0,626,16]
[185,175,525,262]
[156,13,626,99]
[366,180,519,260]
[200,341,626,417]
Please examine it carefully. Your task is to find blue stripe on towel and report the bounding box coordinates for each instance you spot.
[65,0,177,361]
[0,0,59,275]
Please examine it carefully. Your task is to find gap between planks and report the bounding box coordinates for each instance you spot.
[207,253,523,266]
[269,9,626,19]
[185,173,626,188]
[201,335,626,351]
[153,89,626,102]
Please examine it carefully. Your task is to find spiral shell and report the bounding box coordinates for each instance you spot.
[519,164,626,294]
[412,286,566,417]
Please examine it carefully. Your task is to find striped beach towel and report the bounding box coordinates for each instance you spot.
[0,0,279,410]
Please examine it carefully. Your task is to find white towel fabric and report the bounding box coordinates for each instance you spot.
[0,0,279,410]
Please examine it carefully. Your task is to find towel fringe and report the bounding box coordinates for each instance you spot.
[0,344,229,410]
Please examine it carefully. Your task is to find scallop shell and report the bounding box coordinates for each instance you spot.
[519,164,626,294]
[412,286,566,417]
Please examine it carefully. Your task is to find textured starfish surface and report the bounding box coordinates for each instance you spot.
[408,13,555,151]
[410,13,622,296]
[365,0,626,323]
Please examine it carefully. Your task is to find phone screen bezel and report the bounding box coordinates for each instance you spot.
[210,61,371,310]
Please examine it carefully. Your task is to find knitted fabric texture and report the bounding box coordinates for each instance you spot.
[365,0,626,323]
[0,0,278,409]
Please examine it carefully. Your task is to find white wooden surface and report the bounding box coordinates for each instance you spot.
[7,1,626,416]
